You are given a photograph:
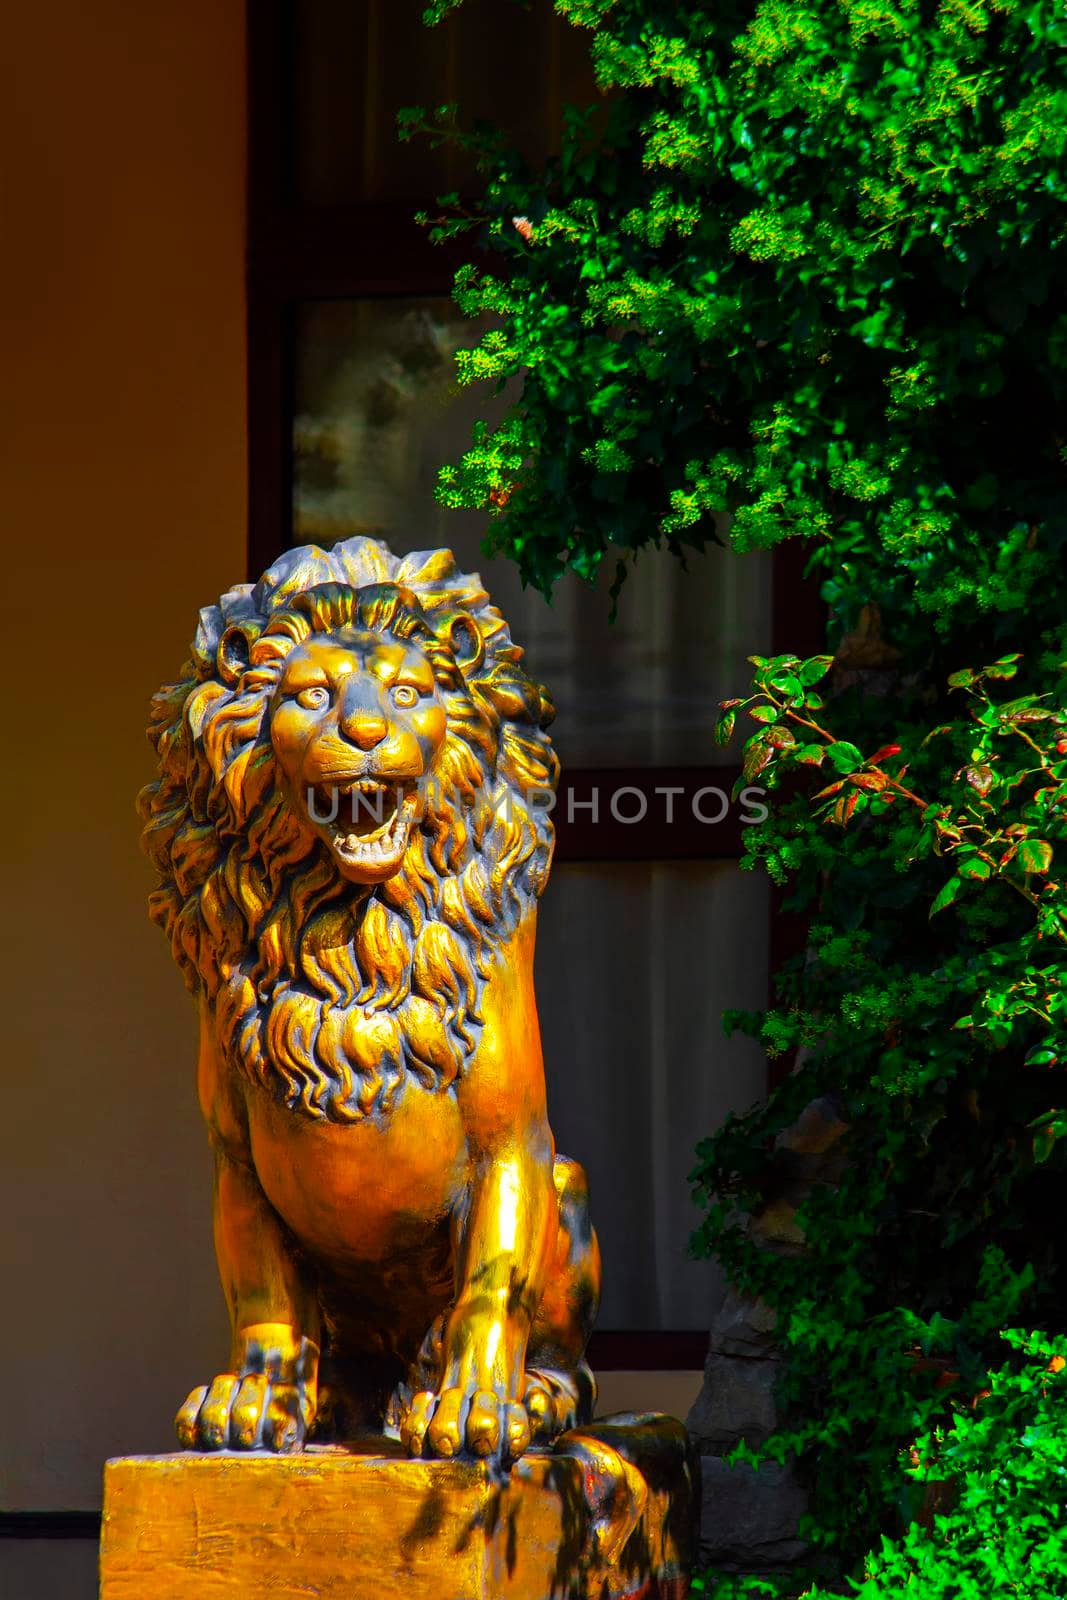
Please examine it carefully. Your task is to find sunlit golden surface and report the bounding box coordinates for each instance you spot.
[101,1419,696,1599]
[130,538,696,1591]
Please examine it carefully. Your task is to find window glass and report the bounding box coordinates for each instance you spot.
[538,861,769,1329]
[294,0,596,206]
[293,296,773,769]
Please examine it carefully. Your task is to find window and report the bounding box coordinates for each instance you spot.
[248,1,822,1359]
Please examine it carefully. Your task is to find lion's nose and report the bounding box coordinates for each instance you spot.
[339,709,388,751]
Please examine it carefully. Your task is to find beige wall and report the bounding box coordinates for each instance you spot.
[0,0,246,1512]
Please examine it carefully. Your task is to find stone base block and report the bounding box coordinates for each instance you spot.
[101,1419,697,1599]
[698,1456,808,1572]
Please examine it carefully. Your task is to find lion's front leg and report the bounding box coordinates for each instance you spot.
[176,1321,320,1452]
[176,1146,321,1452]
[398,1147,556,1464]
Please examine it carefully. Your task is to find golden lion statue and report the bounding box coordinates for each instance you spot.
[140,537,601,1464]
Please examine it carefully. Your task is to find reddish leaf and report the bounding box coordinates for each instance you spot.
[869,744,903,763]
[743,734,775,782]
[962,764,995,797]
[849,771,888,791]
[832,791,861,826]
[795,744,826,766]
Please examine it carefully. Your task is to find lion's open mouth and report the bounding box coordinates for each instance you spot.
[307,779,419,871]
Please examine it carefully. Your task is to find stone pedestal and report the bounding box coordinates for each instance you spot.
[100,1420,697,1599]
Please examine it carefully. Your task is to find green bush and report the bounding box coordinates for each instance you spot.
[843,1332,1067,1598]
[694,1332,1067,1598]
[405,0,1067,1589]
[689,644,1067,1590]
[407,0,1067,618]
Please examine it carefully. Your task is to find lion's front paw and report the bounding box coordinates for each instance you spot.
[523,1365,588,1444]
[175,1372,314,1452]
[400,1385,533,1463]
[397,1362,592,1463]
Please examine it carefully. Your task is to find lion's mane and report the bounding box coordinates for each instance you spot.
[140,538,558,1122]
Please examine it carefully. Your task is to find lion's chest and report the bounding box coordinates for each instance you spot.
[246,1079,469,1266]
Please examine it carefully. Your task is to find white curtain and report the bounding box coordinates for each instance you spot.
[538,862,769,1329]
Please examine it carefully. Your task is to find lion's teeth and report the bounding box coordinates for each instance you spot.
[330,798,411,862]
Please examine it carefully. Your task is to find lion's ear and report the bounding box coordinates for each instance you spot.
[217,624,255,685]
[447,614,485,673]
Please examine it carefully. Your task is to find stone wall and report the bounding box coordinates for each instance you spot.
[686,1096,851,1573]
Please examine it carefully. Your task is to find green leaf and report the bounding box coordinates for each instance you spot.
[1017,840,1053,874]
[798,655,834,686]
[957,855,993,880]
[749,703,779,724]
[999,698,1053,724]
[825,741,864,774]
[1031,1114,1067,1163]
[930,876,962,917]
[714,710,736,746]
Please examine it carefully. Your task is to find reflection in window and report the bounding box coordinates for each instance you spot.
[293,298,773,770]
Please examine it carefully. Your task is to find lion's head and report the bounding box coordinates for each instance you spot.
[140,539,558,1122]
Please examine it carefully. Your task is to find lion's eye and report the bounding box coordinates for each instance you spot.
[295,685,330,711]
[392,684,419,708]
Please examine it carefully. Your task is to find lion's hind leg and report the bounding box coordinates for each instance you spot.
[524,1153,602,1442]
